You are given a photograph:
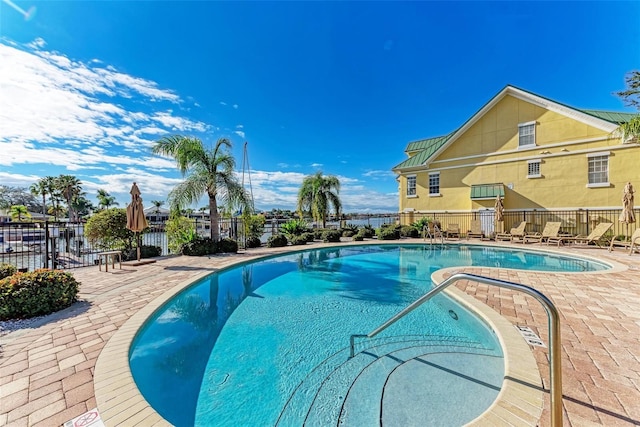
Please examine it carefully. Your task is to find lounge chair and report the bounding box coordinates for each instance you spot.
[495,221,527,242]
[608,228,640,255]
[467,219,484,240]
[548,222,613,247]
[445,223,461,240]
[523,222,562,245]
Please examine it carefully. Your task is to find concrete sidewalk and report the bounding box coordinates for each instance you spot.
[1,240,639,426]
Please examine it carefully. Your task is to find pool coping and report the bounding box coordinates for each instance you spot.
[92,240,626,426]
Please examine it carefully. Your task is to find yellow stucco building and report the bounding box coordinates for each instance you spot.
[393,86,639,229]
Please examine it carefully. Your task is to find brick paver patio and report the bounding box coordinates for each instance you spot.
[1,240,639,426]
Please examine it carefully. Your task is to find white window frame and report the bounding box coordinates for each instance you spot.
[406,175,417,197]
[518,121,536,148]
[527,159,541,178]
[586,152,610,188]
[428,172,440,196]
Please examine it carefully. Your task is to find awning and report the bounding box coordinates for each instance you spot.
[470,183,505,200]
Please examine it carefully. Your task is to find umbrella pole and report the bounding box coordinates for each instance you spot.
[137,232,141,261]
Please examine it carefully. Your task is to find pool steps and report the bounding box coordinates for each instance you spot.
[277,334,501,426]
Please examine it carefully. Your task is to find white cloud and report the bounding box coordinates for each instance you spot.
[234,130,246,139]
[363,170,396,179]
[233,104,238,109]
[310,163,323,168]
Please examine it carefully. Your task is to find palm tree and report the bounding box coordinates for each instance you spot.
[29,176,55,218]
[10,205,30,221]
[613,115,640,143]
[151,200,164,213]
[55,175,82,223]
[152,136,250,241]
[96,189,119,210]
[296,171,342,228]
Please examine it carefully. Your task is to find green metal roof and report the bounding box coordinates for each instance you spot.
[393,133,453,170]
[405,133,454,153]
[579,110,638,124]
[470,183,504,200]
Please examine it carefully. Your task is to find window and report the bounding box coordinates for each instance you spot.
[429,172,440,196]
[406,175,416,196]
[587,153,609,186]
[527,160,541,178]
[518,122,536,147]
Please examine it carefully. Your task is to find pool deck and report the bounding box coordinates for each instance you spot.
[1,238,639,426]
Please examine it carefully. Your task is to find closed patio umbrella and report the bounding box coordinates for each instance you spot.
[494,195,504,222]
[619,182,636,238]
[126,182,149,261]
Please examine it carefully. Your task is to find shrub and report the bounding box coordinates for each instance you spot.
[122,245,161,261]
[280,219,310,236]
[290,235,308,246]
[400,225,420,238]
[360,225,375,238]
[342,230,356,238]
[0,263,17,280]
[218,238,238,253]
[84,208,135,251]
[243,214,266,240]
[246,236,262,248]
[302,232,316,242]
[0,269,80,320]
[165,216,197,254]
[355,229,368,240]
[313,229,329,240]
[182,237,217,256]
[377,227,400,240]
[341,224,359,235]
[267,234,288,248]
[322,230,342,243]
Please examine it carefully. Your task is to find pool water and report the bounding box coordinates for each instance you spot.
[129,244,608,426]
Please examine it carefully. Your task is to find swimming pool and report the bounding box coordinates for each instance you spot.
[129,244,609,426]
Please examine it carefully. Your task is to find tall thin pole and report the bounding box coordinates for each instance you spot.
[242,141,255,214]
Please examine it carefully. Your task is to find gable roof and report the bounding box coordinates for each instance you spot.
[393,85,636,172]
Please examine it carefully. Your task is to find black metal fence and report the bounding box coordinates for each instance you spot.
[1,210,636,272]
[397,208,639,240]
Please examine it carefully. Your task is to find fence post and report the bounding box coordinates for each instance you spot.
[44,220,50,269]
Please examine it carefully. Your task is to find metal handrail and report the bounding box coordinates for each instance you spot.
[349,272,563,427]
[422,224,444,244]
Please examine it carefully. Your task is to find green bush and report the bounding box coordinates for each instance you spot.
[0,263,17,280]
[302,232,316,242]
[84,208,135,251]
[0,269,80,320]
[360,225,375,238]
[280,219,310,236]
[182,237,217,256]
[322,230,342,243]
[355,229,368,240]
[313,228,330,240]
[218,238,238,253]
[243,214,266,240]
[165,216,197,254]
[122,245,162,261]
[290,235,308,246]
[267,234,288,248]
[341,224,359,235]
[342,230,356,238]
[400,225,420,238]
[246,236,262,248]
[377,227,400,240]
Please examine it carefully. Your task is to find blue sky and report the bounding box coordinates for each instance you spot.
[1,1,638,213]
